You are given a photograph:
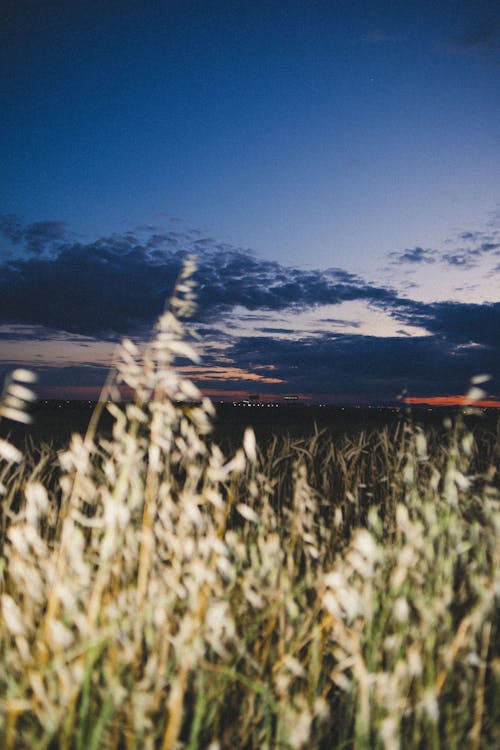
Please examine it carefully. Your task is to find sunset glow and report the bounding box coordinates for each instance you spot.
[404,396,500,408]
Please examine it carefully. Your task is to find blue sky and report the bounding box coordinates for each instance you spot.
[1,0,499,403]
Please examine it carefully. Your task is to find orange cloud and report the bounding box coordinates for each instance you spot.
[404,396,500,408]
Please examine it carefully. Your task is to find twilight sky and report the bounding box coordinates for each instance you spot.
[1,0,499,404]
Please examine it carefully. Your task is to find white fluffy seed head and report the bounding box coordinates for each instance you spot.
[236,503,260,524]
[243,427,257,463]
[466,386,485,402]
[415,431,428,460]
[0,438,23,464]
[393,597,410,623]
[0,406,32,424]
[47,619,74,650]
[471,373,491,385]
[352,529,379,567]
[25,482,49,526]
[10,369,38,384]
[6,383,37,402]
[1,595,26,637]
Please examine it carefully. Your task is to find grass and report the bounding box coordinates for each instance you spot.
[0,260,498,749]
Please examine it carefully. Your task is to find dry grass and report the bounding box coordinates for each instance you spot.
[0,262,498,749]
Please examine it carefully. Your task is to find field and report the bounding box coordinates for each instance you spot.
[4,397,499,449]
[0,275,498,749]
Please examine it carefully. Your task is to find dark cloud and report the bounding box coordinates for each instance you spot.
[0,214,23,244]
[0,215,402,336]
[459,231,481,241]
[23,221,67,254]
[426,301,500,349]
[453,17,500,50]
[0,235,182,337]
[0,214,66,254]
[441,252,478,269]
[324,268,364,284]
[256,327,296,335]
[390,247,436,265]
[450,16,500,66]
[390,226,500,271]
[196,253,398,317]
[394,300,500,349]
[439,231,500,268]
[400,281,419,290]
[319,318,362,328]
[457,228,499,246]
[223,333,498,400]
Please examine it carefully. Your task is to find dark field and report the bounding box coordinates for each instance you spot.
[2,399,499,450]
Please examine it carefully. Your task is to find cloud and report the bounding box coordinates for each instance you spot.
[459,231,481,241]
[439,227,500,269]
[195,254,399,317]
[6,325,497,402]
[453,17,500,51]
[2,216,498,348]
[394,300,500,348]
[0,324,62,342]
[256,327,297,335]
[449,16,500,66]
[324,268,364,284]
[0,215,403,336]
[441,252,478,269]
[389,223,500,271]
[0,214,66,254]
[426,302,500,349]
[0,215,23,244]
[389,246,436,264]
[223,332,498,400]
[0,241,181,337]
[319,318,361,328]
[1,216,499,402]
[457,228,500,246]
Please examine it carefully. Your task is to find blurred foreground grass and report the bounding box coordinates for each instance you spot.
[0,263,498,749]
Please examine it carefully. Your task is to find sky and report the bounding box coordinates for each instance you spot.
[1,0,499,405]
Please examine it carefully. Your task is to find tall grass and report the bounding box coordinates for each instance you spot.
[0,262,498,749]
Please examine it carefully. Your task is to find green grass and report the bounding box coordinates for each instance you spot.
[0,262,498,749]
